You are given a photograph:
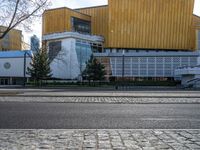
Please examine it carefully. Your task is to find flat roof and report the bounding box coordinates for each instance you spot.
[0,50,32,58]
[75,5,108,10]
[43,7,91,17]
[94,51,199,57]
[0,26,22,33]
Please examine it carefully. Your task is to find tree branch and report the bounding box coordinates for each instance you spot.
[0,0,20,39]
[0,0,49,39]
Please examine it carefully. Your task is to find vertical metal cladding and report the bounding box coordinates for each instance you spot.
[42,0,197,51]
[0,26,22,50]
[77,6,109,47]
[42,8,66,35]
[108,0,195,50]
[193,15,200,49]
[42,8,91,35]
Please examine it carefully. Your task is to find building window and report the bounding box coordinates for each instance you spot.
[75,40,103,73]
[71,17,91,34]
[91,43,103,53]
[76,41,92,73]
[2,48,8,51]
[109,55,198,78]
[105,49,110,53]
[48,41,62,62]
[2,34,9,49]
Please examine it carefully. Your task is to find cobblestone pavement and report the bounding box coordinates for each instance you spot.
[0,97,200,104]
[0,130,200,150]
[1,88,200,97]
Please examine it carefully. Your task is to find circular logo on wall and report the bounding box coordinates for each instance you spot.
[4,62,11,69]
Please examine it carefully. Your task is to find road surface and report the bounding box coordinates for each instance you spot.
[0,102,200,129]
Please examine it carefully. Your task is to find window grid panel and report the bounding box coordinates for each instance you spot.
[109,56,198,77]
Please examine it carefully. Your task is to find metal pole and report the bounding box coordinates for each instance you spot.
[122,50,125,89]
[80,50,82,83]
[23,52,26,87]
[122,50,125,79]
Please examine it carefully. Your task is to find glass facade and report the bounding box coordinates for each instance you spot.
[71,17,91,34]
[75,40,92,73]
[75,40,103,73]
[109,56,198,78]
[31,35,40,54]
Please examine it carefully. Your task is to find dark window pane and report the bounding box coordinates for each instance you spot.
[48,41,62,62]
[71,17,91,34]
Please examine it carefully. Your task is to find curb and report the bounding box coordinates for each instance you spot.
[1,95,200,98]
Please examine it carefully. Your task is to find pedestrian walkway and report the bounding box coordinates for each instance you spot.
[1,88,200,98]
[1,96,200,104]
[0,129,200,149]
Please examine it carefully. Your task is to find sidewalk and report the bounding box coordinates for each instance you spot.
[1,96,200,104]
[1,88,200,104]
[0,129,200,149]
[1,88,200,98]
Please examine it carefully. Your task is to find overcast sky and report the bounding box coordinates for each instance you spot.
[24,0,200,44]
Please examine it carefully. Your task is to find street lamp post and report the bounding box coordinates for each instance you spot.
[122,50,125,89]
[122,50,125,80]
[23,51,27,87]
[80,52,82,82]
[23,51,33,87]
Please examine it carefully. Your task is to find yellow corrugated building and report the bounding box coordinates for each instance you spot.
[43,0,199,51]
[42,7,91,35]
[76,6,109,46]
[108,0,195,50]
[0,26,22,51]
[193,15,200,49]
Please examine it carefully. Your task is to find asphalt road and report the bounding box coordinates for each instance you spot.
[0,102,200,129]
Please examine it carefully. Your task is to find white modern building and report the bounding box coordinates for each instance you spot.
[175,65,200,88]
[42,3,200,85]
[42,32,200,82]
[43,32,103,80]
[0,50,32,85]
[174,30,200,87]
[95,51,199,80]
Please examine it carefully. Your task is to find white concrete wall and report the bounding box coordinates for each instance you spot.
[181,74,200,88]
[50,38,80,79]
[175,67,200,76]
[0,57,32,77]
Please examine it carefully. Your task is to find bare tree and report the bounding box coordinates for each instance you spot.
[0,0,51,39]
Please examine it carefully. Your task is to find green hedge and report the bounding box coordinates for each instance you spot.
[27,80,180,87]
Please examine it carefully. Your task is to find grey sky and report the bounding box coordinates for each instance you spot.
[24,0,200,45]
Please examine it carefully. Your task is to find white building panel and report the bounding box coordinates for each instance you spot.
[45,32,103,80]
[0,51,32,78]
[49,38,80,79]
[95,51,199,78]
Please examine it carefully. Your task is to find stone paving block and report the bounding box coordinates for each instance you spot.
[98,141,111,149]
[1,96,200,104]
[1,130,200,149]
[185,143,200,149]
